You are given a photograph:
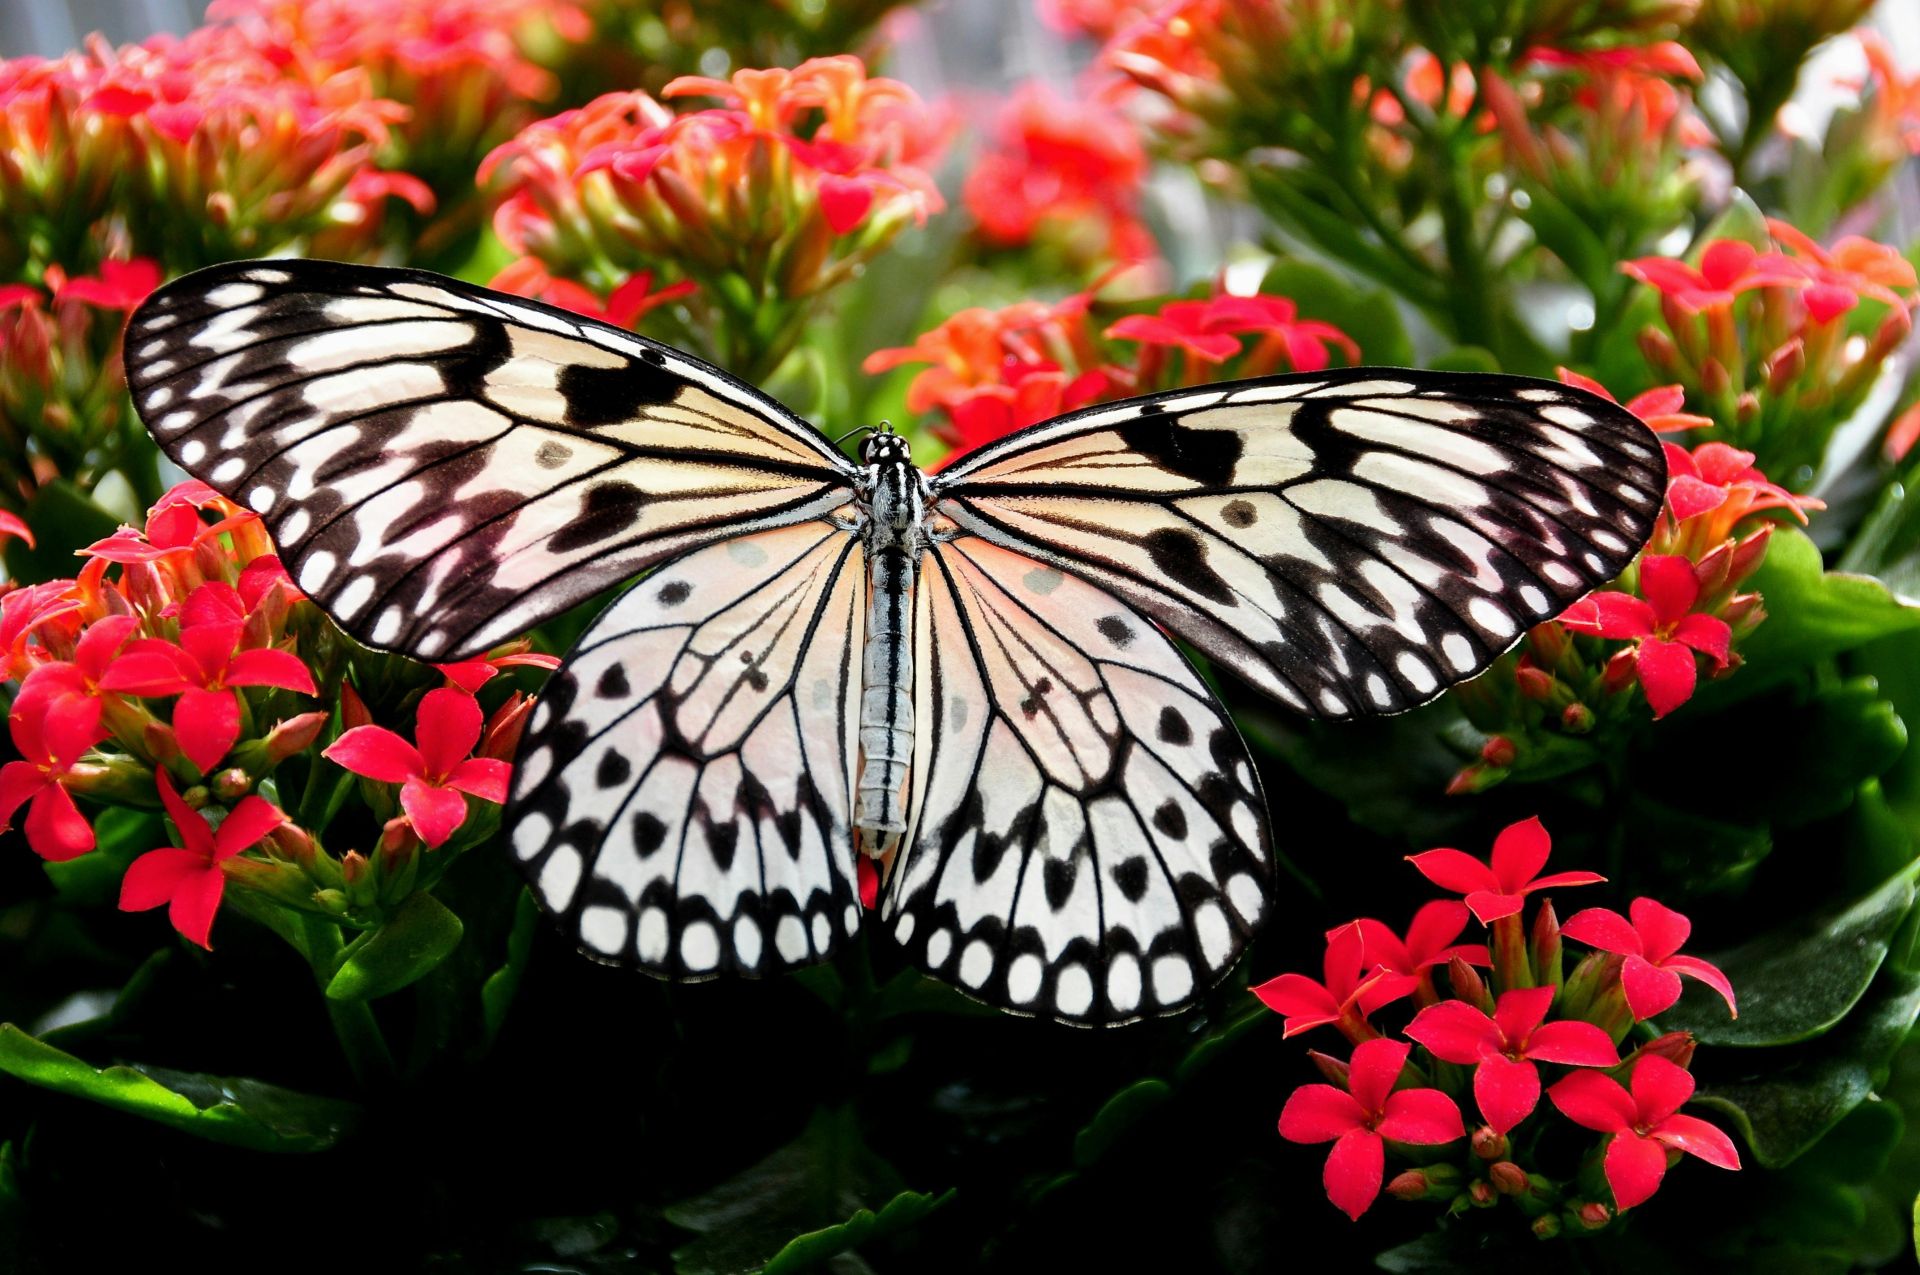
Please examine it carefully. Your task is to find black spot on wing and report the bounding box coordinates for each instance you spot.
[558,355,684,426]
[1115,416,1243,486]
[1141,528,1233,603]
[550,481,646,553]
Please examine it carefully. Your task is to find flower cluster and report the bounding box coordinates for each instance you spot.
[0,30,425,281]
[1624,221,1917,488]
[1445,371,1820,791]
[0,480,547,949]
[1264,817,1739,1226]
[962,83,1155,273]
[481,56,946,380]
[0,258,160,506]
[866,283,1359,458]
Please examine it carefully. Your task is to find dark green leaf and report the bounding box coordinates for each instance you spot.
[2,479,121,586]
[0,1024,358,1152]
[1663,864,1918,1046]
[761,1189,954,1275]
[480,887,540,1046]
[1624,794,1772,896]
[1424,346,1501,374]
[324,892,464,1002]
[1517,182,1614,295]
[40,807,161,906]
[1257,258,1414,367]
[1072,1078,1171,1169]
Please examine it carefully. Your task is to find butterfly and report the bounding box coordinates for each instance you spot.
[124,259,1666,1025]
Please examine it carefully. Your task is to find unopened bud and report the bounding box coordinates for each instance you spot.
[481,691,536,761]
[1387,1169,1433,1201]
[1637,325,1680,377]
[1720,592,1765,632]
[1735,390,1760,426]
[1634,1030,1697,1070]
[1700,357,1730,396]
[1448,955,1495,1014]
[211,767,251,801]
[340,679,371,730]
[1531,898,1563,988]
[1560,701,1595,733]
[1515,659,1556,702]
[1446,762,1507,796]
[1532,1213,1563,1239]
[1471,1125,1509,1160]
[1308,1049,1350,1087]
[1480,735,1517,767]
[1691,540,1735,596]
[264,710,329,765]
[143,720,181,766]
[267,821,316,869]
[1468,1179,1497,1207]
[1489,1161,1530,1196]
[1764,337,1805,396]
[1727,526,1772,588]
[1600,648,1638,696]
[1574,1201,1612,1230]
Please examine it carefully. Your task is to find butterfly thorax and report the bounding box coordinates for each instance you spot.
[853,434,928,862]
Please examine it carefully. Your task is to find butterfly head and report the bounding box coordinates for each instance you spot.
[860,428,912,467]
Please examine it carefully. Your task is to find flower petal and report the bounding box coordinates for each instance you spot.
[1665,954,1738,1018]
[1522,1020,1622,1067]
[1548,1069,1637,1133]
[1463,890,1524,924]
[212,795,286,860]
[1621,954,1685,1020]
[324,725,425,783]
[1671,613,1732,666]
[1322,1128,1385,1221]
[1404,1000,1499,1065]
[1401,899,1471,966]
[1472,1054,1541,1134]
[1652,1113,1741,1170]
[224,647,318,695]
[414,688,483,779]
[1376,1088,1466,1144]
[173,687,241,773]
[1638,555,1701,625]
[1489,815,1551,893]
[400,779,469,849]
[1492,986,1556,1043]
[1405,848,1499,895]
[25,783,95,861]
[1629,1055,1697,1126]
[0,761,46,831]
[1345,1037,1412,1112]
[1558,591,1655,639]
[119,846,207,912]
[1251,973,1341,1031]
[1627,897,1691,962]
[1632,637,1700,718]
[167,865,228,949]
[1561,907,1643,955]
[1278,1083,1367,1143]
[1604,1130,1669,1210]
[445,757,511,804]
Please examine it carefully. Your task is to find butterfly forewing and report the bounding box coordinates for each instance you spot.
[883,535,1270,1023]
[509,518,867,977]
[126,260,857,662]
[933,370,1666,718]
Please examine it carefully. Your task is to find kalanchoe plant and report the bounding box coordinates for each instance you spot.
[1260,816,1741,1232]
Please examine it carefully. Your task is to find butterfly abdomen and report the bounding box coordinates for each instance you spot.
[854,456,925,855]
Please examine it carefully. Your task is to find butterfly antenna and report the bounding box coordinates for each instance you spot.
[832,423,877,446]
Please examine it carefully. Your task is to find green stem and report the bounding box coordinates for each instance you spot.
[299,915,395,1088]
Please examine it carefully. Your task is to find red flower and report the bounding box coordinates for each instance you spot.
[0,511,32,550]
[1106,294,1359,370]
[1252,920,1418,1037]
[119,770,284,949]
[1548,1056,1740,1209]
[1405,986,1621,1133]
[1355,900,1489,977]
[52,258,162,310]
[323,687,510,847]
[0,673,105,861]
[491,258,695,330]
[1278,1037,1465,1220]
[1405,816,1604,924]
[1558,556,1731,719]
[434,647,562,693]
[1660,441,1821,543]
[1555,369,1711,435]
[1768,218,1917,320]
[0,581,82,681]
[1621,240,1802,312]
[1561,898,1737,1021]
[99,593,318,772]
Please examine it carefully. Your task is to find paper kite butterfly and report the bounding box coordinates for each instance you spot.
[124,260,1665,1025]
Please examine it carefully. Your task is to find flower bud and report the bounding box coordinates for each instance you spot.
[1532,1213,1562,1239]
[143,719,182,766]
[1480,735,1517,768]
[341,679,372,731]
[1574,1201,1612,1230]
[1471,1125,1509,1161]
[1700,356,1730,396]
[1560,701,1595,734]
[1600,648,1638,696]
[1632,1031,1697,1071]
[1720,592,1765,633]
[1764,336,1805,396]
[264,711,329,765]
[1735,390,1760,426]
[1468,1179,1497,1208]
[1530,899,1563,988]
[1726,526,1772,589]
[1691,539,1735,597]
[1515,659,1556,702]
[1525,620,1571,669]
[1637,325,1680,377]
[1388,1163,1462,1202]
[1447,955,1496,1014]
[211,767,252,802]
[481,691,536,761]
[1489,1161,1530,1196]
[1308,1049,1350,1087]
[267,821,316,870]
[342,850,377,909]
[1446,762,1507,796]
[1387,1170,1432,1201]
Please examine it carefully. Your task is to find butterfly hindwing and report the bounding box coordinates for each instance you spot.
[126,259,857,662]
[933,370,1666,719]
[508,519,867,978]
[881,534,1270,1023]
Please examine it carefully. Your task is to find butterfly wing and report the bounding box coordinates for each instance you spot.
[932,370,1666,717]
[126,259,858,662]
[880,534,1270,1024]
[508,518,868,977]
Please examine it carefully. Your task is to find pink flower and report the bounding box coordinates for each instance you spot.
[434,647,562,693]
[1561,898,1737,1020]
[1252,921,1418,1037]
[1278,1037,1465,1220]
[1405,816,1605,924]
[119,770,284,949]
[1354,900,1489,977]
[1556,369,1712,435]
[0,672,105,860]
[1621,240,1802,313]
[1405,986,1621,1133]
[52,258,162,310]
[1548,1056,1740,1209]
[1558,556,1731,719]
[323,687,510,847]
[0,510,35,550]
[1106,294,1360,370]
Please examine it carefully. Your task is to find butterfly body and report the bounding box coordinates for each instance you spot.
[124,259,1667,1025]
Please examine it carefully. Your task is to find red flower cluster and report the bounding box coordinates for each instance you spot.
[0,480,539,948]
[1262,817,1737,1224]
[866,284,1360,459]
[481,56,946,374]
[962,83,1155,269]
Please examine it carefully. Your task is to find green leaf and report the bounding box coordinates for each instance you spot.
[0,1024,358,1152]
[2,479,121,586]
[1517,181,1615,296]
[40,807,161,906]
[1425,346,1501,374]
[324,892,464,1002]
[1835,461,1920,601]
[1072,1078,1171,1169]
[1709,528,1920,701]
[1623,794,1772,896]
[480,887,540,1046]
[1662,863,1919,1047]
[761,1188,954,1275]
[1911,1191,1919,1267]
[1694,932,1920,1167]
[1257,258,1414,368]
